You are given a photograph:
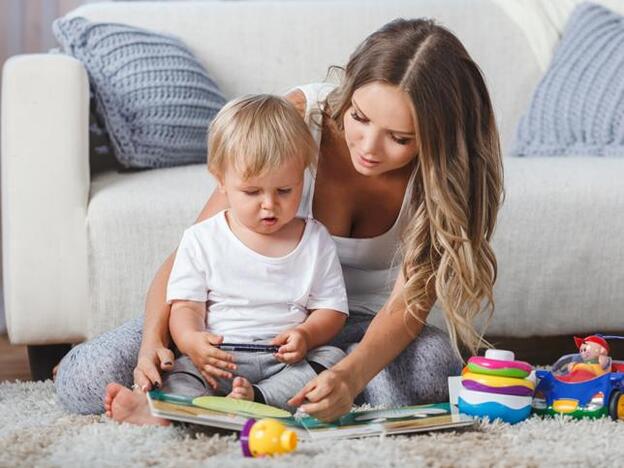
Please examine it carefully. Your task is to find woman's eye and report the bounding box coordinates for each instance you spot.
[391,135,411,145]
[350,111,368,123]
[277,188,292,195]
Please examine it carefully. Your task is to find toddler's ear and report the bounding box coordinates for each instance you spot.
[214,174,226,194]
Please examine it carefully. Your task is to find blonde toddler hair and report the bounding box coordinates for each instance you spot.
[207,94,316,179]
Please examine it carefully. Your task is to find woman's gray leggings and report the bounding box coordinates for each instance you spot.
[55,313,463,414]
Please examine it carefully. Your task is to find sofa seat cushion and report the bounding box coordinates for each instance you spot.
[88,157,624,339]
[87,164,215,337]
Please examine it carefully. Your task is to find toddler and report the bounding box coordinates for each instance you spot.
[161,94,348,411]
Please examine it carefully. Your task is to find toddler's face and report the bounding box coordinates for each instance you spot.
[219,157,305,235]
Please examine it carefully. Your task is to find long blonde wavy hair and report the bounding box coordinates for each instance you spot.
[325,19,504,357]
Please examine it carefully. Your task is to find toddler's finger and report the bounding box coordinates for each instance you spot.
[207,356,237,371]
[203,364,233,380]
[207,347,235,363]
[271,332,290,346]
[200,371,219,390]
[280,349,302,362]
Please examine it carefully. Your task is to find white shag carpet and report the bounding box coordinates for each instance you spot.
[1,381,623,467]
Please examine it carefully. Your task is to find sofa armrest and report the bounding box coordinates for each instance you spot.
[2,54,90,344]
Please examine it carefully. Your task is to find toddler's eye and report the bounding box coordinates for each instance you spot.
[243,190,259,196]
[277,188,292,195]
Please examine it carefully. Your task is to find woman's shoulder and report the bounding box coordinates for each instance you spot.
[284,88,306,119]
[285,82,337,121]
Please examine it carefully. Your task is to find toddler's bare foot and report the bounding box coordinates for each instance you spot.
[107,384,170,426]
[104,382,125,417]
[227,377,254,401]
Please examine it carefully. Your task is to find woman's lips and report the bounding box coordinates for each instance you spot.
[358,153,381,168]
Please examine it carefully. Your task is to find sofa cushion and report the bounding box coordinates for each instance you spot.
[513,2,624,157]
[87,165,215,337]
[88,157,624,339]
[53,17,226,169]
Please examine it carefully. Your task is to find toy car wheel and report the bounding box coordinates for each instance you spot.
[608,390,624,421]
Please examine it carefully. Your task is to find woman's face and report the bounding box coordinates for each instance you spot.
[343,81,418,177]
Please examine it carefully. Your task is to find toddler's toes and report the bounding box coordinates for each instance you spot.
[228,377,254,401]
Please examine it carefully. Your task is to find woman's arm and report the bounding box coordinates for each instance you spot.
[133,188,229,390]
[289,272,431,421]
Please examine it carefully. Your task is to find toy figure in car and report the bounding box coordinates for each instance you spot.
[566,335,611,378]
[533,335,624,420]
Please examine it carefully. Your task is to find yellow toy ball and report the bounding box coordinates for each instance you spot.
[240,418,297,457]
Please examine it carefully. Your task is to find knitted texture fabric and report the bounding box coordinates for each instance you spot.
[513,2,624,157]
[53,17,226,169]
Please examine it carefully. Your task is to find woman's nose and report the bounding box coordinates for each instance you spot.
[360,129,381,155]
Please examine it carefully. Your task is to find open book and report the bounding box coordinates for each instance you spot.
[147,390,474,440]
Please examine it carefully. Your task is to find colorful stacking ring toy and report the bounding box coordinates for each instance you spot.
[458,349,535,424]
[467,356,532,378]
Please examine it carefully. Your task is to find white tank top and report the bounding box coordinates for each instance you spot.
[295,83,415,316]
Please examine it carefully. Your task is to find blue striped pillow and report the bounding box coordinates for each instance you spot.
[513,2,624,157]
[53,17,226,169]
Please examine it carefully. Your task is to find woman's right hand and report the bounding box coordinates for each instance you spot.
[182,331,237,389]
[133,344,175,391]
[288,367,358,422]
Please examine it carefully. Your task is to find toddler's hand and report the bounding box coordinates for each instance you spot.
[271,329,308,364]
[183,331,237,389]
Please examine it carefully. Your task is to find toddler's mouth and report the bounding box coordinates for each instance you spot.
[261,217,277,225]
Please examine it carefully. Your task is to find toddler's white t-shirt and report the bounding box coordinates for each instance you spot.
[166,210,349,342]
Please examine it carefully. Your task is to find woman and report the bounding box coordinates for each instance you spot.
[56,18,503,422]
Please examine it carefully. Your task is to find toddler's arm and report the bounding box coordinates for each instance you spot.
[296,308,346,350]
[169,300,207,351]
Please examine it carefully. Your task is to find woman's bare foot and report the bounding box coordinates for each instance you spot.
[227,377,254,401]
[105,383,170,426]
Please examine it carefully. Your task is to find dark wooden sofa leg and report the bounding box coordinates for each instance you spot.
[27,344,72,381]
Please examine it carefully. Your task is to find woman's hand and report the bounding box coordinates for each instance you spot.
[288,367,357,422]
[181,331,236,389]
[133,344,175,391]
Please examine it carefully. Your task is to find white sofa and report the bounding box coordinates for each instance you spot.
[3,0,624,353]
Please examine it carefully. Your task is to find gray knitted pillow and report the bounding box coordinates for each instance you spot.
[513,2,624,157]
[53,17,226,169]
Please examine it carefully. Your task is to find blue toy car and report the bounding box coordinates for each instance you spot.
[532,353,624,420]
